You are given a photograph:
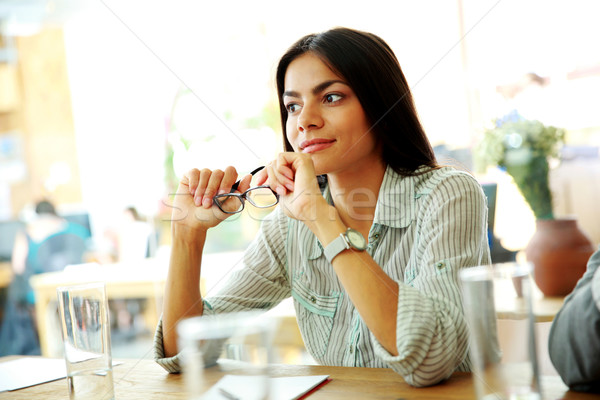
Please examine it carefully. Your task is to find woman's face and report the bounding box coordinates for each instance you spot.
[283,53,382,176]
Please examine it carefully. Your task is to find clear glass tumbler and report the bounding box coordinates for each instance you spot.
[177,311,277,400]
[460,262,542,400]
[57,282,115,400]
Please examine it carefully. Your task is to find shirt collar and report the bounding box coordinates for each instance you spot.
[308,165,420,259]
[373,165,417,229]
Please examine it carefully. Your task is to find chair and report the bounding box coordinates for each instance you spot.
[481,182,518,263]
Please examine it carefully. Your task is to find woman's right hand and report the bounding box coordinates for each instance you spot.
[169,166,252,237]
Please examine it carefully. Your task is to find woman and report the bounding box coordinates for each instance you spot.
[155,27,490,387]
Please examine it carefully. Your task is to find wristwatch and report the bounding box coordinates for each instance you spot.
[324,228,367,263]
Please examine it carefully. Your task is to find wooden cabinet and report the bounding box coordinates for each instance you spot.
[0,28,82,217]
[0,64,20,112]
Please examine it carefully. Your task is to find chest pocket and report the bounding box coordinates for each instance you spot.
[291,280,340,358]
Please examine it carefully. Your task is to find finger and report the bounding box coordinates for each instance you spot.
[237,174,253,193]
[219,166,238,195]
[274,167,294,192]
[254,167,268,186]
[278,165,295,181]
[180,173,190,191]
[194,169,212,206]
[275,153,296,192]
[185,168,201,195]
[280,152,317,189]
[202,169,225,208]
[275,153,296,179]
[279,151,314,172]
[266,164,287,196]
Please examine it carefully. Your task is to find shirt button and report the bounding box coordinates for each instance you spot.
[349,346,354,354]
[436,262,445,270]
[310,296,317,303]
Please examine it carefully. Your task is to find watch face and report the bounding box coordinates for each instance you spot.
[346,229,366,249]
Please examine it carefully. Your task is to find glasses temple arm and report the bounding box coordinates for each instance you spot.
[229,166,265,192]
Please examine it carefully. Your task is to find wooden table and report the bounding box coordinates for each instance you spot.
[530,294,566,322]
[1,357,597,400]
[494,278,565,323]
[29,259,172,357]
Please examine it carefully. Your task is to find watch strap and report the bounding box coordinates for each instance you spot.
[324,233,349,263]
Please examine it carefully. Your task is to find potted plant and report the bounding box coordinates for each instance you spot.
[475,114,563,219]
[475,114,594,296]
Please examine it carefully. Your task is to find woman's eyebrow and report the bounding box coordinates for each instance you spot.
[283,79,347,98]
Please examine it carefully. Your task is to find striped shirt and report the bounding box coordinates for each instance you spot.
[154,165,491,387]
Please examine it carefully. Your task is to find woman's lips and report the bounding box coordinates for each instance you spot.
[300,138,336,154]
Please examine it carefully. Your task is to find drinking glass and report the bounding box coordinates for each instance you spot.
[57,282,114,400]
[177,311,277,400]
[460,262,541,400]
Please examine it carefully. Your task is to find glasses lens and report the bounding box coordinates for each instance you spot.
[246,187,278,208]
[214,194,244,214]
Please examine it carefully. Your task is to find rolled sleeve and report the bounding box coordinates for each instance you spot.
[153,301,217,374]
[153,317,182,373]
[371,282,469,387]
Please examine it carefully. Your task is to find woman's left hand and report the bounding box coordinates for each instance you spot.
[255,152,329,222]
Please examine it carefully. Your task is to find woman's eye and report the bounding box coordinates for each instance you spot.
[286,103,300,113]
[324,93,343,104]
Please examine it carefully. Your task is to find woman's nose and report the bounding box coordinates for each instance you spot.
[297,104,323,132]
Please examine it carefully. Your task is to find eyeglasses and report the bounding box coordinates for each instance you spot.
[213,166,279,214]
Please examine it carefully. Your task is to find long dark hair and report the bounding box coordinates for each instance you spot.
[276,27,438,175]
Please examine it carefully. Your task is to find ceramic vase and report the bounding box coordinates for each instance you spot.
[525,218,595,297]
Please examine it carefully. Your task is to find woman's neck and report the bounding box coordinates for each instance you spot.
[327,162,386,235]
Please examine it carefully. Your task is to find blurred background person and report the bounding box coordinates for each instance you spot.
[103,206,157,341]
[0,199,89,356]
[102,206,157,263]
[114,206,156,263]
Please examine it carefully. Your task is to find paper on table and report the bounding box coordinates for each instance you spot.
[203,374,330,400]
[0,358,66,392]
[0,357,123,392]
[271,375,330,400]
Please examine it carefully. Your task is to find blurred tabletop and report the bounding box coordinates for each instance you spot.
[28,258,172,357]
[1,356,598,400]
[496,278,566,323]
